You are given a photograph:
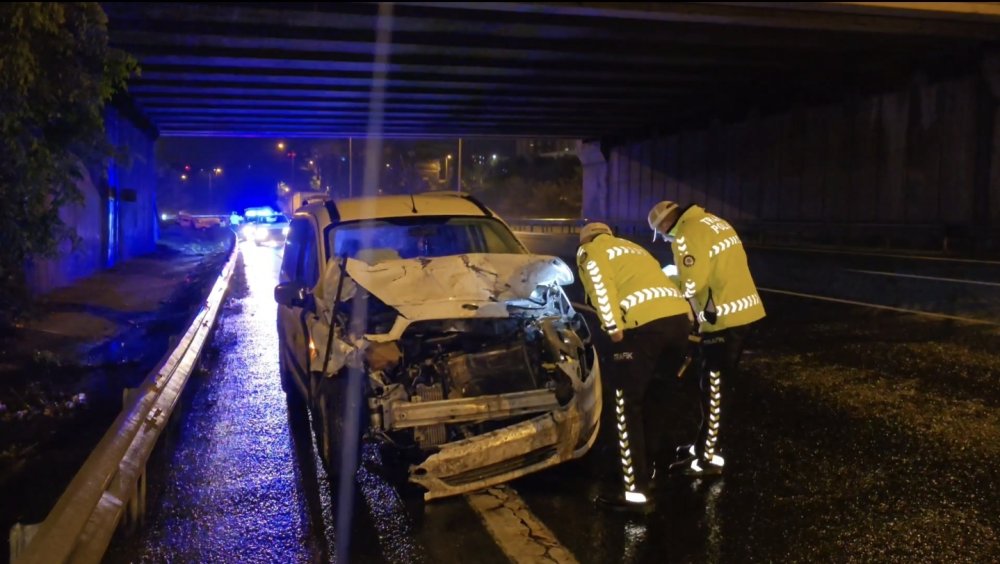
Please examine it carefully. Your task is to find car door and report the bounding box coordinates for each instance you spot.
[277,217,320,398]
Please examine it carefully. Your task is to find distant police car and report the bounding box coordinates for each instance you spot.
[239,207,290,245]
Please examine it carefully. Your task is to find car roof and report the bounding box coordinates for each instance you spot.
[297,192,492,225]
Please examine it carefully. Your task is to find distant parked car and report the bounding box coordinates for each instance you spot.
[177,211,227,230]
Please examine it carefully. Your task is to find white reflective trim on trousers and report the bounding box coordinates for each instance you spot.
[704,371,721,458]
[688,455,726,472]
[624,491,648,504]
[615,388,637,492]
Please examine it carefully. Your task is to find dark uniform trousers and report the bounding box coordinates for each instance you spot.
[607,313,691,494]
[694,324,754,463]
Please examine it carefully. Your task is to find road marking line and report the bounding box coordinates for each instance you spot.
[758,287,1000,326]
[845,269,1000,288]
[465,486,578,564]
[751,244,1000,265]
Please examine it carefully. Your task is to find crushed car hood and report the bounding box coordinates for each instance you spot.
[344,253,573,320]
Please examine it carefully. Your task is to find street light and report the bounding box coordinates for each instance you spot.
[180,174,187,181]
[207,166,222,194]
[277,141,297,186]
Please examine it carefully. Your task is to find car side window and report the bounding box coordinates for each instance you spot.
[281,219,306,282]
[300,221,319,287]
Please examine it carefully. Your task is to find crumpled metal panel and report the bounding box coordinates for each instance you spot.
[307,253,575,369]
[410,358,601,500]
[345,253,574,313]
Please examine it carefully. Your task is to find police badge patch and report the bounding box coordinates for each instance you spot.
[683,255,695,267]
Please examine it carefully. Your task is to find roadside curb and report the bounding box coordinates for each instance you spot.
[9,235,240,564]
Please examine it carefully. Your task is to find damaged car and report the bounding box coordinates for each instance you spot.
[274,193,601,500]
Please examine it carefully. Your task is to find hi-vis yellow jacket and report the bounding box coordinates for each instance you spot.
[670,206,765,332]
[577,234,689,335]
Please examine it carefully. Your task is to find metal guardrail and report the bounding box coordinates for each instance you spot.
[506,217,995,254]
[505,218,586,234]
[9,238,240,564]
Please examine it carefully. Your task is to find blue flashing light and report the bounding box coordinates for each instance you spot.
[245,207,277,219]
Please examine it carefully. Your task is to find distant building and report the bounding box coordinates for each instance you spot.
[25,106,159,294]
[515,139,577,158]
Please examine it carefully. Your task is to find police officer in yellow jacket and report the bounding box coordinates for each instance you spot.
[647,201,765,477]
[577,222,691,512]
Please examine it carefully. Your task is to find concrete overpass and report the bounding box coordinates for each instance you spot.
[105,2,1000,137]
[104,1,1000,250]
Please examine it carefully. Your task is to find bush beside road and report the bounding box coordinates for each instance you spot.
[0,225,233,558]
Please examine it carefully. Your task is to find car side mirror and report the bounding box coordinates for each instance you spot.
[274,281,311,309]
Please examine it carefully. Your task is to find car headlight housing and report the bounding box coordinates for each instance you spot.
[241,224,255,237]
[282,226,290,236]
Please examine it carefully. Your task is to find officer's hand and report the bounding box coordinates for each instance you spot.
[609,331,624,343]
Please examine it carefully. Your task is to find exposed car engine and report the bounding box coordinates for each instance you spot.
[360,284,593,450]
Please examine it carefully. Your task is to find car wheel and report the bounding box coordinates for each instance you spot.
[279,347,305,409]
[313,372,365,482]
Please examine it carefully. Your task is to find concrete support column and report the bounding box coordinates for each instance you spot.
[976,53,1000,250]
[981,53,1000,249]
[578,139,609,220]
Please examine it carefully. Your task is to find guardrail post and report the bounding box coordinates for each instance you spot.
[121,464,147,532]
[9,523,39,562]
[122,387,139,410]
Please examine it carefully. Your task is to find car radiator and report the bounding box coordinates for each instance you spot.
[413,383,447,447]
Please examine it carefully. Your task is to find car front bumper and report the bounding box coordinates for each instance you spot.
[404,359,601,500]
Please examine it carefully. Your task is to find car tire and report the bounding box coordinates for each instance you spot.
[313,371,365,482]
[279,347,306,410]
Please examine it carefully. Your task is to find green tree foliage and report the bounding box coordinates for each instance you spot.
[474,155,583,218]
[0,3,136,323]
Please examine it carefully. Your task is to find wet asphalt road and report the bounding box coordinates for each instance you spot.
[107,236,999,563]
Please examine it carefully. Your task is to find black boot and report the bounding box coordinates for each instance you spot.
[668,454,696,474]
[681,456,724,477]
[675,443,695,460]
[595,491,655,514]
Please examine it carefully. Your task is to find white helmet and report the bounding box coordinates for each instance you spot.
[579,222,613,244]
[647,201,679,241]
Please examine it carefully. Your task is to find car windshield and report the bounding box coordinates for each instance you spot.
[326,216,525,262]
[253,214,287,225]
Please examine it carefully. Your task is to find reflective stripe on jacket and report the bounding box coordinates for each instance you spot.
[671,205,765,332]
[577,234,689,334]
